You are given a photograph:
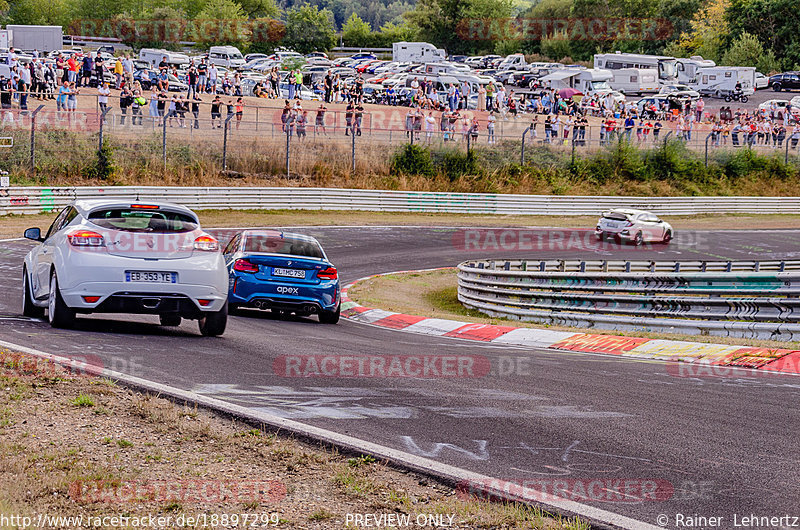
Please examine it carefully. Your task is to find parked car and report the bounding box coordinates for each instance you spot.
[22,200,228,335]
[223,230,340,323]
[595,208,673,245]
[754,72,769,90]
[658,84,700,100]
[768,72,800,92]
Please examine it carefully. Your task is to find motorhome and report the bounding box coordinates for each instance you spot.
[540,68,625,103]
[208,45,246,70]
[606,68,660,94]
[593,52,677,85]
[392,42,446,64]
[675,56,716,84]
[139,49,190,69]
[690,66,756,97]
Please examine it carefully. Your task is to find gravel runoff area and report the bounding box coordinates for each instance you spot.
[0,349,589,530]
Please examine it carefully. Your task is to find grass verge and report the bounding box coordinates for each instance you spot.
[1,209,798,239]
[0,349,589,530]
[347,269,800,350]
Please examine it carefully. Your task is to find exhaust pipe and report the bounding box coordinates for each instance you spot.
[305,305,317,314]
[252,300,263,309]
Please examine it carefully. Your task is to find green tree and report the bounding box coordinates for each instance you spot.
[405,0,513,55]
[282,5,336,54]
[8,0,70,26]
[192,0,249,49]
[341,12,372,46]
[237,0,279,18]
[721,31,779,74]
[727,0,800,69]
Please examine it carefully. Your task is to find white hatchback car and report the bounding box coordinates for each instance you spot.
[595,208,673,245]
[22,200,229,336]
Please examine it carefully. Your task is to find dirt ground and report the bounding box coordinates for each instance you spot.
[0,350,588,530]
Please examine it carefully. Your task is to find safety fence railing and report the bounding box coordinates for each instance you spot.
[2,187,800,216]
[457,258,800,340]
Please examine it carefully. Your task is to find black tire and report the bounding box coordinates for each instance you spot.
[48,272,75,329]
[740,96,748,103]
[633,232,643,247]
[663,229,673,243]
[772,83,782,92]
[228,303,240,315]
[159,314,182,326]
[199,301,227,336]
[22,268,44,318]
[596,232,604,241]
[319,303,340,324]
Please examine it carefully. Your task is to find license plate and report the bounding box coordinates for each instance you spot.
[273,268,305,279]
[125,271,177,283]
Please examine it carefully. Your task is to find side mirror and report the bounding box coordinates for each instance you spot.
[24,227,43,242]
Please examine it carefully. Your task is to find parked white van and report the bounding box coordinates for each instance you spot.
[208,46,246,70]
[139,49,190,69]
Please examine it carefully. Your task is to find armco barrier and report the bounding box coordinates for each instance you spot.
[457,259,800,341]
[1,186,800,216]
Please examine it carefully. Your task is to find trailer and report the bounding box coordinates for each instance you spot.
[6,25,63,53]
[540,68,626,104]
[392,42,446,64]
[675,56,715,84]
[606,68,660,95]
[690,66,756,98]
[593,52,677,85]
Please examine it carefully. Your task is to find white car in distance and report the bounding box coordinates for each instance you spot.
[22,200,229,335]
[595,208,674,245]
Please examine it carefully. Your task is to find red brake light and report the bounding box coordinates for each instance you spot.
[233,259,259,273]
[68,230,105,247]
[131,204,159,209]
[82,296,100,303]
[198,299,212,306]
[317,266,337,280]
[194,235,219,252]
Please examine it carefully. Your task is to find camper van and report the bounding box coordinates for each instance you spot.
[607,68,660,94]
[675,56,716,84]
[139,49,190,69]
[498,53,528,71]
[691,66,756,98]
[540,68,625,104]
[208,45,246,70]
[392,42,446,64]
[593,52,677,85]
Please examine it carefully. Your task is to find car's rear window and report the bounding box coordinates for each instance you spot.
[602,212,629,221]
[87,208,198,233]
[244,234,324,259]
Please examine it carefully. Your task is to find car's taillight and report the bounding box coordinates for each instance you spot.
[194,235,219,252]
[68,230,105,247]
[625,221,634,227]
[233,259,259,273]
[317,266,338,280]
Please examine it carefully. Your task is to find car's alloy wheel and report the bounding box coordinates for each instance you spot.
[663,230,673,243]
[48,272,75,329]
[22,269,44,318]
[633,232,644,246]
[199,301,227,336]
[773,83,782,91]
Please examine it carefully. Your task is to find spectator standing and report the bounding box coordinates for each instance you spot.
[235,97,244,129]
[197,60,208,93]
[114,57,123,89]
[210,95,222,128]
[191,94,201,129]
[98,82,110,116]
[119,86,132,124]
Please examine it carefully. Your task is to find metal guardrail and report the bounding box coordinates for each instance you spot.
[1,186,800,216]
[457,259,800,341]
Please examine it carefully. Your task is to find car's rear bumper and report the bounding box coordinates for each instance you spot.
[230,275,339,312]
[61,282,227,314]
[595,228,635,241]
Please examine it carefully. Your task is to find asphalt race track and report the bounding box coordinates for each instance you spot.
[1,225,799,528]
